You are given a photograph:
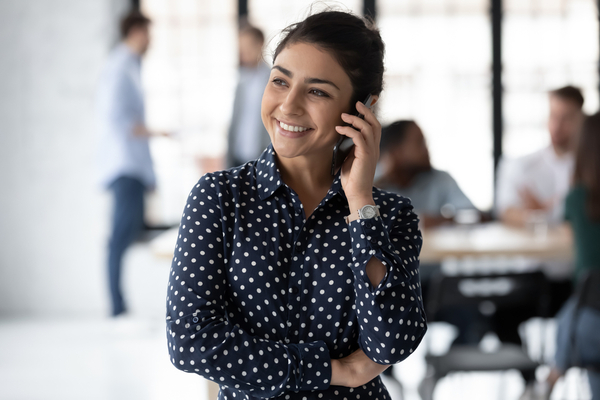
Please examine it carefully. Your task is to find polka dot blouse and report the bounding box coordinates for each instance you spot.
[166,146,427,399]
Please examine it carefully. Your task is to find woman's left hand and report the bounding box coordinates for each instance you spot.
[336,100,381,211]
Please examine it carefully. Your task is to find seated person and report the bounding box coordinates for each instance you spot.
[545,112,600,399]
[375,120,477,228]
[496,86,584,227]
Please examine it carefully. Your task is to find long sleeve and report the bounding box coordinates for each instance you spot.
[166,176,332,398]
[347,195,427,364]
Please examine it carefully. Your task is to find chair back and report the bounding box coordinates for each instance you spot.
[570,269,600,371]
[426,270,550,320]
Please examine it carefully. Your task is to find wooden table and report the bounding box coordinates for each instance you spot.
[419,222,573,279]
[420,222,572,262]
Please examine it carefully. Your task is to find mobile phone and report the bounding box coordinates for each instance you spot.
[331,94,374,176]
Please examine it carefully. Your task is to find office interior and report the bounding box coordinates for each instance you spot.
[0,0,598,399]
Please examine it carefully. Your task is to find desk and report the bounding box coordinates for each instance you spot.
[420,222,572,263]
[420,222,573,279]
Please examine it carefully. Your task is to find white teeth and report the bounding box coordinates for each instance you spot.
[279,121,309,133]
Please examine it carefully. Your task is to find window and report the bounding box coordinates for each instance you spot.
[378,0,493,210]
[503,0,599,158]
[140,0,237,224]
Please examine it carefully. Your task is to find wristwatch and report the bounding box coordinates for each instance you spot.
[345,204,380,224]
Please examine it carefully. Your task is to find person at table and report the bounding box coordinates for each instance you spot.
[544,112,600,399]
[496,86,585,227]
[165,10,427,400]
[375,120,477,228]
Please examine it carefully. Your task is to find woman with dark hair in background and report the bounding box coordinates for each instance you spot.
[166,10,427,400]
[544,112,600,399]
[376,120,477,228]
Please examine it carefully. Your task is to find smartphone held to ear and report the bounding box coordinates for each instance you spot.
[331,94,373,176]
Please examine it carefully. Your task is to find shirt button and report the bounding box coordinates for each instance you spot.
[370,238,378,244]
[192,316,199,323]
[289,286,299,294]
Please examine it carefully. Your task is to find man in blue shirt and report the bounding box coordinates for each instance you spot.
[97,10,156,317]
[226,24,272,168]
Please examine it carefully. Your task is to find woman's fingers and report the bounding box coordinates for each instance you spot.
[335,124,367,148]
[336,349,390,388]
[356,101,381,139]
[339,118,374,150]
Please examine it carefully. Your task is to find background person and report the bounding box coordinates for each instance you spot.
[97,10,166,317]
[544,112,600,399]
[225,23,272,168]
[496,86,585,227]
[375,120,477,228]
[166,10,426,400]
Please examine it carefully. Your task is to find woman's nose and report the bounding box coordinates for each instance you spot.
[280,89,303,116]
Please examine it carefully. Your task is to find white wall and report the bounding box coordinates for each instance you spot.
[0,0,130,317]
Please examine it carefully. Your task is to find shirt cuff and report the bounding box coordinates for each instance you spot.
[348,217,410,285]
[295,341,332,392]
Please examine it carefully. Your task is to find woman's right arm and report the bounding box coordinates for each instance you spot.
[166,175,331,398]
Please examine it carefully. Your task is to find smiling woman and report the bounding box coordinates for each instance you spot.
[166,9,427,400]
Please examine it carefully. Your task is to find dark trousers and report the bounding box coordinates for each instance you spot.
[107,176,145,316]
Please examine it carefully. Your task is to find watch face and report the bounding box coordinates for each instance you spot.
[361,205,377,219]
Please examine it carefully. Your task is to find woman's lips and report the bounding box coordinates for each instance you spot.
[275,119,313,138]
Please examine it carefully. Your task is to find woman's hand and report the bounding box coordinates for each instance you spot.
[330,349,390,388]
[336,100,381,213]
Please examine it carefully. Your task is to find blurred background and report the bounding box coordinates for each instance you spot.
[0,0,598,399]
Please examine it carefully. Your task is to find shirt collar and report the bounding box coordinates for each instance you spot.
[256,145,345,201]
[256,145,285,200]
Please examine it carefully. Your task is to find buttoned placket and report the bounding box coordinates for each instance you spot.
[280,186,305,343]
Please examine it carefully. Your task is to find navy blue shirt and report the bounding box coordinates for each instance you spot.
[166,145,427,400]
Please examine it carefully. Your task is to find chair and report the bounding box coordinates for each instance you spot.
[419,270,551,400]
[565,269,600,398]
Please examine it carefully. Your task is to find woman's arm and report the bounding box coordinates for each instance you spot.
[166,175,332,398]
[336,101,427,366]
[347,197,427,364]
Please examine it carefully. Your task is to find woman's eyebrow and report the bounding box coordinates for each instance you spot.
[272,65,340,91]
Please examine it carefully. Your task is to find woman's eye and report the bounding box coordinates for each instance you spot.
[272,78,287,87]
[309,89,329,97]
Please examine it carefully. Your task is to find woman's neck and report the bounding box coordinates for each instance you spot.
[276,152,334,216]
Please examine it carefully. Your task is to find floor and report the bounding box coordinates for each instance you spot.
[0,244,592,400]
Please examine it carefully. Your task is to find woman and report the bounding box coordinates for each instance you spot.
[545,112,600,399]
[376,120,476,228]
[166,10,427,399]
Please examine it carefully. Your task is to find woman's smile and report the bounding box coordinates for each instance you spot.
[275,118,313,138]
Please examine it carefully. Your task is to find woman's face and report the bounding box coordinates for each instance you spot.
[261,42,354,161]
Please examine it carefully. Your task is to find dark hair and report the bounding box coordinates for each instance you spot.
[380,120,417,153]
[120,10,151,39]
[573,112,600,221]
[550,85,584,110]
[239,23,265,45]
[273,10,385,109]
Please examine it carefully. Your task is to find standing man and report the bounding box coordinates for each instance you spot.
[496,86,585,226]
[226,23,271,168]
[97,10,157,317]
